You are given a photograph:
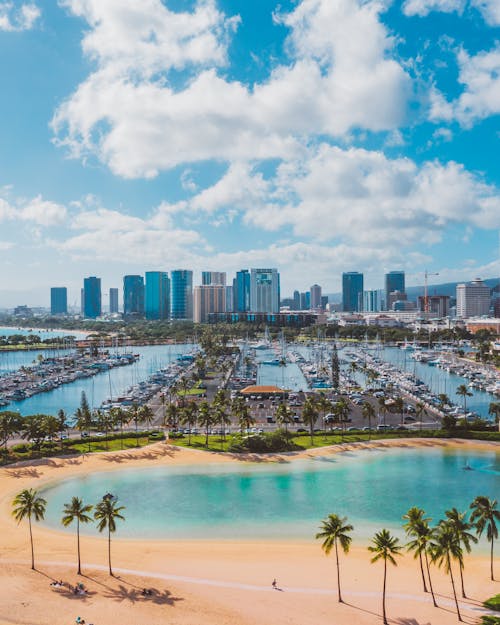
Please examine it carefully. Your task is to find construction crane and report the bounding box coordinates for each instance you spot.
[424,269,439,314]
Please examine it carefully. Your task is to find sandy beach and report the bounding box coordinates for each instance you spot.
[0,438,498,625]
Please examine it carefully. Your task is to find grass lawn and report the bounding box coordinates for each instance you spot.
[69,435,158,453]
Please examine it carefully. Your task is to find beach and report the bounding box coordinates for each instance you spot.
[0,439,498,625]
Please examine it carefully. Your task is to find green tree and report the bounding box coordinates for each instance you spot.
[110,407,127,450]
[331,342,340,392]
[415,401,428,433]
[12,488,47,570]
[470,496,500,581]
[368,529,403,625]
[197,401,214,446]
[403,507,429,593]
[0,410,22,449]
[231,396,254,434]
[180,401,199,445]
[61,497,93,575]
[57,409,68,451]
[377,396,388,427]
[316,514,353,603]
[275,402,293,434]
[302,397,319,445]
[488,402,500,424]
[456,384,473,417]
[362,402,375,441]
[94,495,126,576]
[431,521,463,621]
[445,507,477,597]
[21,414,49,452]
[393,396,404,425]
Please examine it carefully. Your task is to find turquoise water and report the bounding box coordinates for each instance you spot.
[0,326,85,339]
[41,448,500,541]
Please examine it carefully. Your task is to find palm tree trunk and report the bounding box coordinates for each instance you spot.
[490,537,494,581]
[29,516,35,570]
[108,526,112,576]
[424,549,437,607]
[334,539,342,603]
[448,557,462,622]
[382,558,387,625]
[459,562,466,598]
[418,552,428,592]
[77,519,81,575]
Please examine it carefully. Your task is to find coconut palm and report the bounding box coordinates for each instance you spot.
[197,401,214,446]
[94,494,126,576]
[12,488,47,570]
[488,401,500,424]
[180,401,198,445]
[377,396,388,427]
[431,521,463,621]
[362,402,375,441]
[57,409,68,451]
[393,396,404,425]
[140,405,155,432]
[456,384,472,416]
[403,507,429,593]
[368,529,402,625]
[445,507,477,597]
[415,401,427,433]
[302,397,319,445]
[316,514,353,603]
[164,402,180,431]
[275,402,293,434]
[231,396,254,434]
[61,497,93,575]
[110,407,127,450]
[470,496,500,581]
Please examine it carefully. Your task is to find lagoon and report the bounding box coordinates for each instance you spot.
[41,447,500,541]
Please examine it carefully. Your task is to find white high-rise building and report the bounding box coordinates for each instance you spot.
[456,278,490,318]
[250,268,280,313]
[310,284,322,310]
[362,290,380,312]
[193,285,226,323]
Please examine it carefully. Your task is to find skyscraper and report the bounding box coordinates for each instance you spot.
[83,276,101,319]
[342,272,364,312]
[233,269,251,312]
[201,271,226,286]
[362,290,380,312]
[250,268,280,313]
[171,270,193,320]
[123,275,145,318]
[456,279,490,318]
[293,290,301,310]
[310,284,322,310]
[50,287,67,315]
[193,285,226,323]
[145,271,170,320]
[109,288,119,314]
[385,271,405,309]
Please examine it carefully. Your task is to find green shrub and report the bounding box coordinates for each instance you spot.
[168,432,185,439]
[11,443,29,453]
[481,616,500,625]
[228,431,301,453]
[485,595,500,612]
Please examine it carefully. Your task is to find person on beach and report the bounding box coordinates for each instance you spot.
[272,579,277,589]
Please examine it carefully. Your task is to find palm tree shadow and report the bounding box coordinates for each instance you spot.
[342,600,381,619]
[393,619,431,625]
[6,467,42,478]
[102,583,140,603]
[102,583,183,607]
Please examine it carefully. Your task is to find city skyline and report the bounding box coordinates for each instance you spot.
[0,1,500,307]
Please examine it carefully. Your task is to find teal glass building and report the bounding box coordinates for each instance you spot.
[83,276,101,319]
[145,271,170,320]
[342,272,364,312]
[123,275,145,317]
[50,287,67,315]
[171,270,193,320]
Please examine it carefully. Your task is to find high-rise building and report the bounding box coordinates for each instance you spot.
[50,287,67,315]
[194,285,226,323]
[362,290,380,312]
[385,271,405,295]
[233,269,251,312]
[300,291,310,310]
[225,285,234,312]
[83,276,101,319]
[310,284,322,310]
[201,271,226,286]
[387,290,407,310]
[250,268,280,313]
[342,272,364,312]
[417,295,450,317]
[456,279,490,318]
[293,290,301,310]
[109,288,119,314]
[123,275,145,318]
[145,271,170,320]
[171,270,193,320]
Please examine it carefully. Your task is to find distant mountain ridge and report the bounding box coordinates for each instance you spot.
[325,277,500,303]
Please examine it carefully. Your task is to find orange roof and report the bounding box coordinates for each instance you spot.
[240,385,286,394]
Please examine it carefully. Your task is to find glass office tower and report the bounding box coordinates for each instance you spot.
[50,287,67,315]
[171,270,193,320]
[145,271,170,320]
[123,275,145,317]
[342,272,364,312]
[83,276,101,319]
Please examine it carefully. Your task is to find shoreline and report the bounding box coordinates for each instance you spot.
[1,439,499,625]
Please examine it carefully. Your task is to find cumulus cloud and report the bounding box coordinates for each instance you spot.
[471,0,500,25]
[0,2,40,31]
[52,0,412,178]
[402,0,465,17]
[430,45,500,126]
[0,192,67,225]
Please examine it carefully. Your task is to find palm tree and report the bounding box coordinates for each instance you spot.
[57,409,67,451]
[197,401,214,446]
[415,401,427,433]
[393,396,404,425]
[302,397,318,445]
[431,521,463,621]
[0,410,22,449]
[275,402,293,434]
[362,402,375,441]
[488,401,500,424]
[316,514,353,603]
[110,407,127,450]
[470,496,500,581]
[231,396,254,434]
[141,405,155,432]
[128,404,143,447]
[456,384,472,417]
[164,402,180,431]
[403,507,429,593]
[62,497,93,575]
[445,507,477,597]
[94,495,126,576]
[368,529,402,625]
[377,396,388,427]
[180,401,198,445]
[12,489,47,570]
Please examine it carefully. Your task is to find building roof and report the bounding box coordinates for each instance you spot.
[240,385,286,394]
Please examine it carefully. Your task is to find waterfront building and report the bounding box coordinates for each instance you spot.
[385,271,405,307]
[202,271,226,286]
[310,284,322,310]
[171,270,193,320]
[456,278,490,318]
[194,285,226,323]
[387,290,407,310]
[109,288,119,314]
[225,285,234,312]
[321,295,329,310]
[250,268,280,313]
[233,269,251,312]
[50,287,67,315]
[293,290,301,310]
[145,271,170,320]
[123,275,145,318]
[300,291,310,310]
[393,300,416,311]
[362,290,380,312]
[417,295,450,317]
[83,276,101,319]
[208,311,316,327]
[342,272,364,312]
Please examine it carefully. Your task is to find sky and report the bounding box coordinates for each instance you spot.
[0,0,499,308]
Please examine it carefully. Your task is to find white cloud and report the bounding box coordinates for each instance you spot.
[0,192,67,225]
[402,0,465,17]
[471,0,500,25]
[0,241,14,250]
[430,45,500,126]
[52,0,412,178]
[0,2,40,31]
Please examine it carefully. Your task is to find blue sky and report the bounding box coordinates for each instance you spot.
[0,0,499,307]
